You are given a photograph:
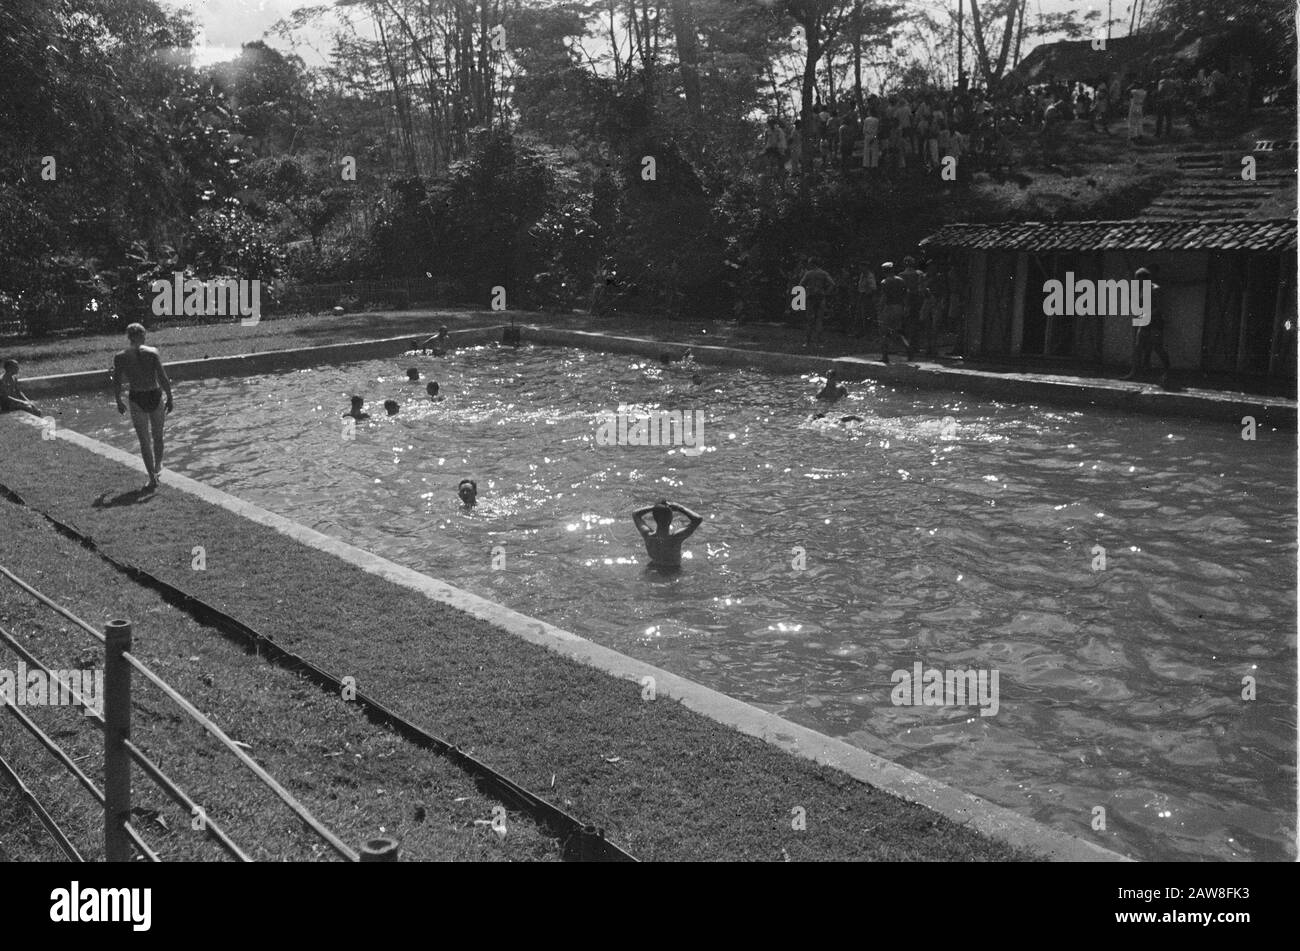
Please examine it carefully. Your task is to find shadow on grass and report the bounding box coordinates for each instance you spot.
[92,486,158,508]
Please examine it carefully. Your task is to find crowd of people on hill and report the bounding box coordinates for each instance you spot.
[761,60,1253,182]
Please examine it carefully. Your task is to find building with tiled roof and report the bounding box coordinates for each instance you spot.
[919,217,1297,385]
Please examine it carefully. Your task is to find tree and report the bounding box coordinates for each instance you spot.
[965,0,1021,92]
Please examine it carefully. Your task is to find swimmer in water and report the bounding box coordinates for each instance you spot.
[458,479,477,507]
[417,325,450,355]
[632,500,703,570]
[383,399,399,416]
[343,396,370,420]
[815,368,848,401]
[406,367,420,381]
[426,381,444,401]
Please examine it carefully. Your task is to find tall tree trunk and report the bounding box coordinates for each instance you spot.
[852,4,862,103]
[800,12,821,187]
[670,0,703,120]
[376,14,419,174]
[956,0,965,91]
[967,0,1019,92]
[1012,0,1026,69]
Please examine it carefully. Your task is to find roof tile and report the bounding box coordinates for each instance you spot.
[919,219,1297,252]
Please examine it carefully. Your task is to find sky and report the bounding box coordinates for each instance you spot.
[171,0,1149,69]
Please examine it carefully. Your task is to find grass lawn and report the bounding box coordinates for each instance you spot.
[0,494,563,862]
[0,419,1036,861]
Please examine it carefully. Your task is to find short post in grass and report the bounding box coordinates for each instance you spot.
[104,619,132,862]
[360,837,400,862]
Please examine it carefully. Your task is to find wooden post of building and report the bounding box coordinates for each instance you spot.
[1268,255,1290,378]
[104,619,132,862]
[1236,258,1254,375]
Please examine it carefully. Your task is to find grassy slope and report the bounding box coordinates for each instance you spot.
[0,420,1036,861]
[0,497,563,862]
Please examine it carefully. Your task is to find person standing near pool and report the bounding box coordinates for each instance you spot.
[1123,266,1171,388]
[633,500,703,570]
[113,323,173,489]
[876,263,913,364]
[799,259,835,351]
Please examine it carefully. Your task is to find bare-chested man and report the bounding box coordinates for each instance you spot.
[632,500,704,570]
[112,324,173,488]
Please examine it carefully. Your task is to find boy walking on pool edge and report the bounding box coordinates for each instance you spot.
[113,323,173,489]
[633,500,704,570]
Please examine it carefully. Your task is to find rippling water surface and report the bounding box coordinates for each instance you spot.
[53,345,1297,860]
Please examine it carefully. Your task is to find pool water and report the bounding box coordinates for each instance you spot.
[52,344,1297,861]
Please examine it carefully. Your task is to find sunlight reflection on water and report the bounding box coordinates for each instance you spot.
[53,343,1297,861]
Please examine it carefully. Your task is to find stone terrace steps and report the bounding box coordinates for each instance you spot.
[1140,136,1296,219]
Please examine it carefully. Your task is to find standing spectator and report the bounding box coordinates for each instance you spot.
[920,111,940,173]
[855,264,877,338]
[839,104,860,172]
[892,94,914,164]
[919,259,948,357]
[875,263,912,363]
[947,126,967,182]
[1122,266,1170,387]
[879,104,896,172]
[946,260,965,356]
[763,117,787,177]
[788,117,804,176]
[1126,80,1148,142]
[825,107,842,168]
[899,256,924,345]
[1074,85,1092,121]
[1093,77,1112,134]
[1154,70,1179,137]
[799,259,836,351]
[861,106,882,171]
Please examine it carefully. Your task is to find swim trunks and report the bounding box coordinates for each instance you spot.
[130,390,162,412]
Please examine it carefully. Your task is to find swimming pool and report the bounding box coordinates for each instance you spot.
[51,343,1297,861]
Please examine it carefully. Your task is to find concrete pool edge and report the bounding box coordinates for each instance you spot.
[20,322,1293,427]
[18,326,506,398]
[524,326,1298,427]
[18,414,1129,862]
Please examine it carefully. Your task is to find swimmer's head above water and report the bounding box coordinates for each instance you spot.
[406,367,420,381]
[344,395,370,420]
[651,500,673,531]
[384,399,399,416]
[458,479,477,506]
[426,381,440,397]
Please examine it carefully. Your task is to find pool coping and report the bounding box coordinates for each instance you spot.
[14,411,1130,862]
[526,327,1297,427]
[20,322,1294,428]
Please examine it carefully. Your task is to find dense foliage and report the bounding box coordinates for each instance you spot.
[0,0,1293,330]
